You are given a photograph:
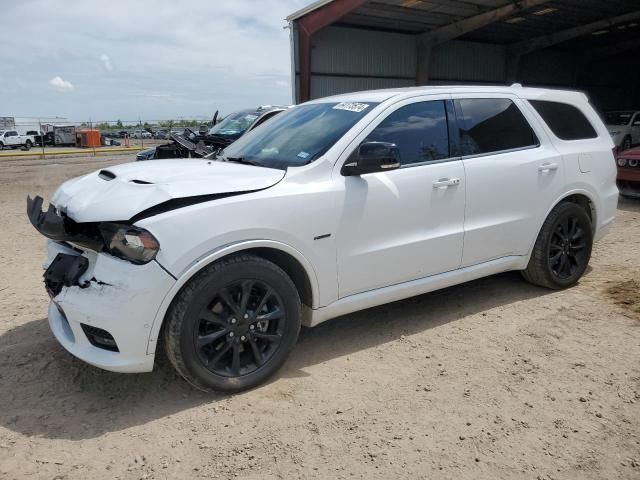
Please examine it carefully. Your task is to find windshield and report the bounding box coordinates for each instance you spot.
[605,111,634,126]
[209,110,260,139]
[222,102,377,170]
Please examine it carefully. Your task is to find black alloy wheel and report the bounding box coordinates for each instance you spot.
[194,280,285,377]
[547,215,588,280]
[522,202,593,290]
[164,254,302,393]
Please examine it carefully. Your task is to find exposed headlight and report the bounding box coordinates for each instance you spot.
[618,158,628,167]
[99,223,160,264]
[630,159,639,168]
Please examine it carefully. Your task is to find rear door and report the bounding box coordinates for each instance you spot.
[454,95,565,266]
[335,96,466,297]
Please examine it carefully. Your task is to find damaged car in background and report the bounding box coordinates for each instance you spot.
[135,106,288,161]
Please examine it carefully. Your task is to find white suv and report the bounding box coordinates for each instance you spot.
[132,129,153,139]
[27,86,618,392]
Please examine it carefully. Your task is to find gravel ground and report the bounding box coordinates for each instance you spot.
[0,154,639,480]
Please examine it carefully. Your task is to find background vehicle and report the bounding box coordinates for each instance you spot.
[154,129,170,140]
[0,130,35,150]
[616,147,640,198]
[27,130,55,147]
[137,106,288,161]
[605,110,640,151]
[28,86,617,393]
[132,130,152,139]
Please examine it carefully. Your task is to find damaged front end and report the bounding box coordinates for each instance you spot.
[27,195,103,250]
[27,196,175,373]
[28,195,161,296]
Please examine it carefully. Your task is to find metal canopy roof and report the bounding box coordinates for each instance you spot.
[290,0,640,51]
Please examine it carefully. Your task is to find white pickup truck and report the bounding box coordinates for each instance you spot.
[0,130,35,150]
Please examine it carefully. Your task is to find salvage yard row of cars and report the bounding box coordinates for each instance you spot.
[26,84,621,392]
[135,106,289,161]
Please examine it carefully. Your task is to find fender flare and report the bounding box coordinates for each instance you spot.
[523,187,599,263]
[145,239,321,355]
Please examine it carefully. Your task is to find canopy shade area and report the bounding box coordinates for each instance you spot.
[287,0,640,111]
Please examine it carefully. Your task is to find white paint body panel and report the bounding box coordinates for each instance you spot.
[41,85,618,373]
[52,159,286,222]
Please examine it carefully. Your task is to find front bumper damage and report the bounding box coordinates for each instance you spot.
[28,196,176,373]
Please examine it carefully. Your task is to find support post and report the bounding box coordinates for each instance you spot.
[416,39,432,85]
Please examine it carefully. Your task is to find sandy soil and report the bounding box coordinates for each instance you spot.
[0,154,638,480]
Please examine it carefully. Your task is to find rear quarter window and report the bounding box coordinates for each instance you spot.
[529,100,598,141]
[454,98,539,156]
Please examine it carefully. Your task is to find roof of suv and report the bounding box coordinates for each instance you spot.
[308,84,589,106]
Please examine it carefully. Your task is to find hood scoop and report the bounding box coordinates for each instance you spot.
[98,170,116,181]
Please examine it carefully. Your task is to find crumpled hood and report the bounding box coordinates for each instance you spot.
[52,159,285,222]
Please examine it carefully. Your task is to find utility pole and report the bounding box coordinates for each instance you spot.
[39,119,45,159]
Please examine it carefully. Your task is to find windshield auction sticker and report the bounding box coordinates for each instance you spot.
[333,102,370,113]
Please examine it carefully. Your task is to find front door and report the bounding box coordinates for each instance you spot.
[335,97,466,298]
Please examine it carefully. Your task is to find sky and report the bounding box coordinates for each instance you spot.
[0,0,314,122]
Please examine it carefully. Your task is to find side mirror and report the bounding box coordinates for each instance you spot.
[341,141,401,176]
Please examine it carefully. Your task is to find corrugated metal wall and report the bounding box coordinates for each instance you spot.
[294,25,582,102]
[308,26,416,99]
[431,41,506,83]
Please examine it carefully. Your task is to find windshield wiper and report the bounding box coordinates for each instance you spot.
[224,156,264,167]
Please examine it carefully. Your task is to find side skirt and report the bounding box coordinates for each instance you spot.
[308,256,526,327]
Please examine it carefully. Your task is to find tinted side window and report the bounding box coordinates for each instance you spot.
[365,101,449,166]
[455,99,539,156]
[530,100,598,141]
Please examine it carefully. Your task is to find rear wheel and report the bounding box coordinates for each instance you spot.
[24,140,32,150]
[522,202,593,290]
[0,142,3,150]
[164,254,302,392]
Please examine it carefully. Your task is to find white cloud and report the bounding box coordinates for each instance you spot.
[49,76,74,92]
[1,0,313,118]
[100,54,113,72]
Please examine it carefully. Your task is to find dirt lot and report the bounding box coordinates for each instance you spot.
[0,154,638,480]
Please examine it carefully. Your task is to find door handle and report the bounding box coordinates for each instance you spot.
[538,163,559,172]
[433,178,461,189]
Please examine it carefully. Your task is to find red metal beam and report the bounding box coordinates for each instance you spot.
[297,0,369,102]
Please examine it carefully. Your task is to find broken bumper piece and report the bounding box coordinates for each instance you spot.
[44,240,176,373]
[44,253,89,297]
[27,195,102,250]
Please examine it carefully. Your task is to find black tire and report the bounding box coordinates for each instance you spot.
[522,202,593,290]
[622,136,632,152]
[163,254,302,393]
[0,142,3,150]
[24,140,32,150]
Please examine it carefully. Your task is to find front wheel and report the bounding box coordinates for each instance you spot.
[522,202,593,290]
[622,136,632,152]
[163,254,302,393]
